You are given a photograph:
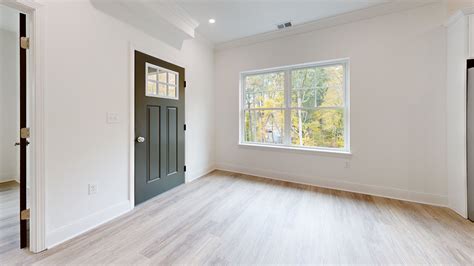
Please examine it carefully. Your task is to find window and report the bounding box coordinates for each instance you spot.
[240,59,349,152]
[146,63,179,99]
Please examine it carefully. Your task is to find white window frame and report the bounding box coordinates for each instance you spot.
[239,58,351,154]
[145,62,179,100]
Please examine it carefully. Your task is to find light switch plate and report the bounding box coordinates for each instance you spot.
[88,184,98,195]
[106,112,120,124]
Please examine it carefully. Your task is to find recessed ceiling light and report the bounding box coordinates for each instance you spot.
[208,18,216,24]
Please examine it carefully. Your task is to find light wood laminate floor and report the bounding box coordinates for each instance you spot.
[2,171,474,264]
[0,181,20,257]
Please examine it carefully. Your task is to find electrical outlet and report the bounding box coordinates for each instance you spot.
[88,184,98,195]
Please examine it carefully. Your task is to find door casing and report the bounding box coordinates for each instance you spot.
[1,0,46,253]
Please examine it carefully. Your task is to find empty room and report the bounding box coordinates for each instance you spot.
[0,0,473,264]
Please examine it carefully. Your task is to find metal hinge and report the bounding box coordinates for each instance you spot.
[184,81,187,88]
[20,128,30,139]
[184,165,187,172]
[20,37,30,49]
[184,124,187,131]
[20,209,30,220]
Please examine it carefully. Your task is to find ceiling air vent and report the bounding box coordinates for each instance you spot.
[277,21,292,30]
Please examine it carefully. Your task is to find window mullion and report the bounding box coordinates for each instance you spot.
[284,69,291,145]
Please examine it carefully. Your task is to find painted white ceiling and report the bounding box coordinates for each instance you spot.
[177,0,392,44]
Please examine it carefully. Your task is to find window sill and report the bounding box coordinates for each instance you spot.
[238,142,352,156]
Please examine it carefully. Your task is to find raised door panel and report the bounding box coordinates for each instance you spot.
[147,106,161,182]
[167,107,178,176]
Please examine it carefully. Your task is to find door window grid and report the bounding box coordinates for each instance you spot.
[146,63,179,100]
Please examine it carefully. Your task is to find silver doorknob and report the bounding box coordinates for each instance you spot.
[136,136,145,143]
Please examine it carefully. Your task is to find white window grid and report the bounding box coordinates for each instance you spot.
[239,59,350,152]
[145,62,179,100]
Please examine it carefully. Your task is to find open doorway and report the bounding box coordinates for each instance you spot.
[0,3,29,251]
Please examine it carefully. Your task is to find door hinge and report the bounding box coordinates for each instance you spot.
[184,124,187,131]
[20,128,30,139]
[20,209,30,220]
[20,37,30,49]
[184,80,187,88]
[184,165,187,172]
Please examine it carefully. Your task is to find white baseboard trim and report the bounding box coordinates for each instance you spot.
[216,162,448,207]
[186,165,216,183]
[0,179,19,184]
[449,202,468,219]
[45,200,131,248]
[0,174,20,184]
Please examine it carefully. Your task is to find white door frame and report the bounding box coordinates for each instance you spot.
[1,0,46,253]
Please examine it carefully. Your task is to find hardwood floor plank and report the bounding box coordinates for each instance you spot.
[1,170,473,265]
[0,181,19,258]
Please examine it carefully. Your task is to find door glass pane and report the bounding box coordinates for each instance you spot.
[290,108,344,148]
[244,72,285,109]
[147,81,157,96]
[148,67,157,81]
[158,83,167,96]
[168,85,176,98]
[244,110,285,144]
[168,73,176,85]
[158,70,167,83]
[146,64,179,99]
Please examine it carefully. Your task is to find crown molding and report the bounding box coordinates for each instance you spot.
[445,6,474,27]
[215,1,440,51]
[90,0,199,49]
[144,2,199,38]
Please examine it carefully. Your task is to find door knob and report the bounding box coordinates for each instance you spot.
[136,136,145,143]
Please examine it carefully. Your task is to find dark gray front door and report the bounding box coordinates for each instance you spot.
[134,51,185,205]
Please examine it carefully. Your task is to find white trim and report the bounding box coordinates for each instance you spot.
[129,44,135,209]
[90,0,199,49]
[444,6,474,27]
[239,58,350,153]
[149,3,199,38]
[45,201,131,249]
[469,15,474,59]
[186,166,215,183]
[240,58,349,75]
[238,143,352,156]
[215,163,448,208]
[0,176,20,183]
[215,1,438,51]
[0,0,46,253]
[283,69,291,145]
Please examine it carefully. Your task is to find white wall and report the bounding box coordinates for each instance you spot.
[41,0,215,247]
[0,5,20,183]
[215,3,448,205]
[446,14,469,218]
